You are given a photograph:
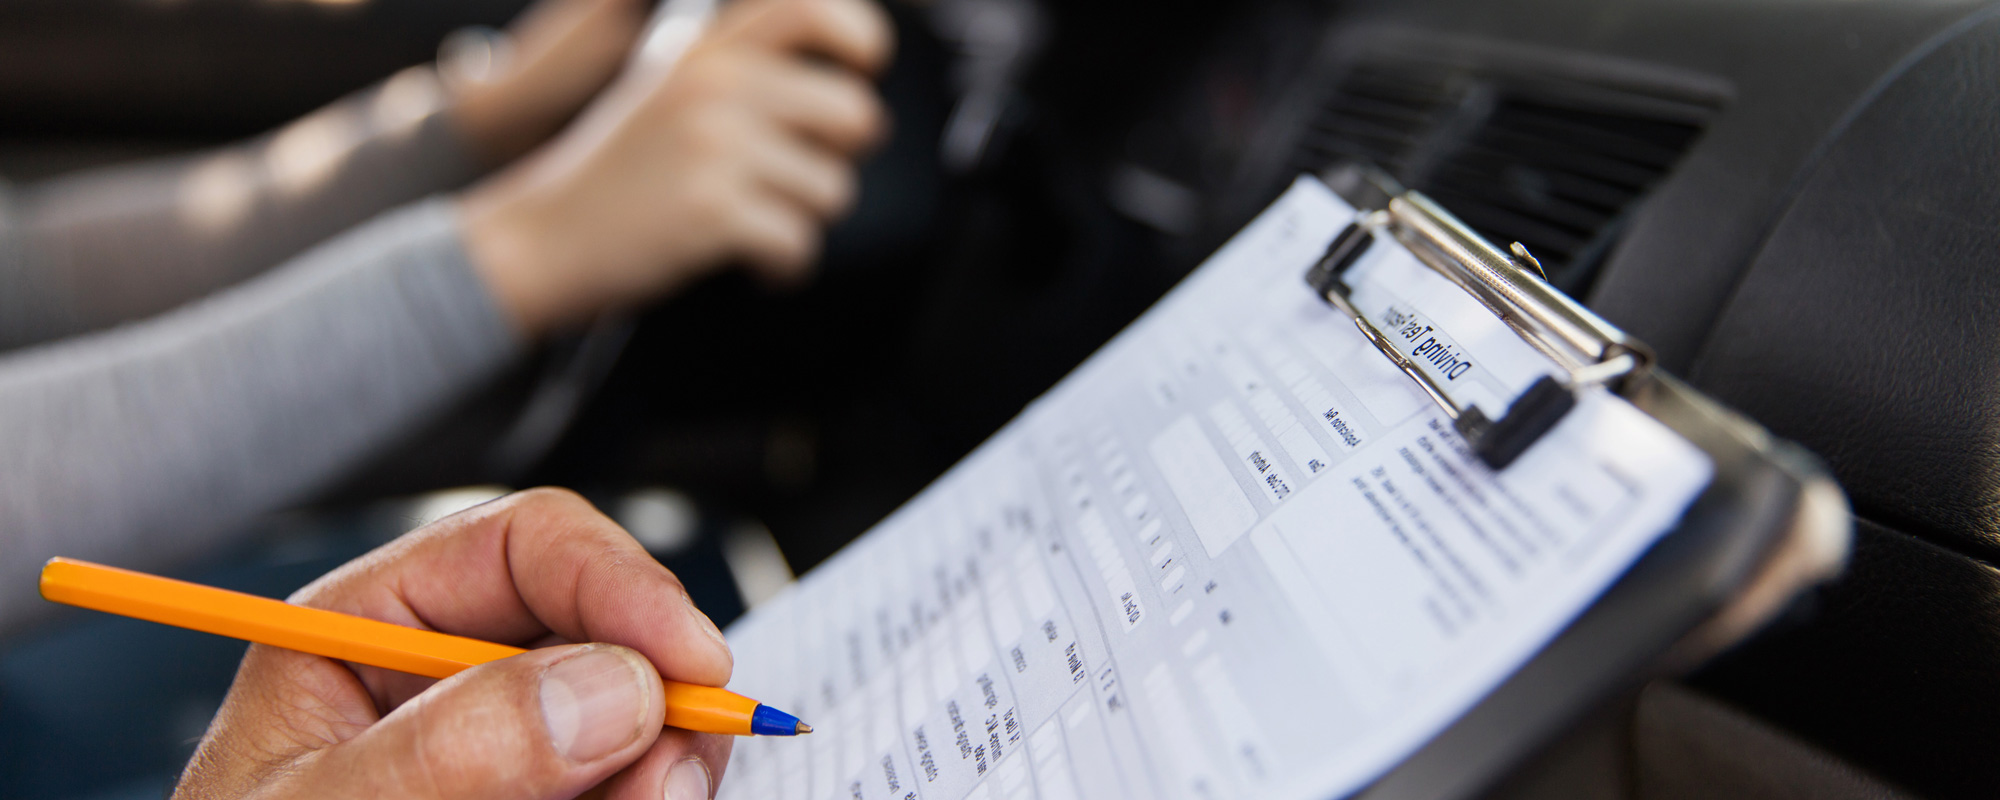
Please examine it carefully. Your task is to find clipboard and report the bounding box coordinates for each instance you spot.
[702,165,1851,800]
[1306,164,1853,799]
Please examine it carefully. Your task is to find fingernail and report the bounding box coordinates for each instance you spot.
[540,647,650,763]
[691,604,727,648]
[665,757,712,800]
[682,589,727,649]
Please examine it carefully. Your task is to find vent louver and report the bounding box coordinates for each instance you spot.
[1290,63,1711,293]
[1293,64,1458,178]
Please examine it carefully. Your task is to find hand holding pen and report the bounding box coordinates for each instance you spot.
[138,489,762,800]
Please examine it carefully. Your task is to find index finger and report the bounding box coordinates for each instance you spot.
[710,0,896,77]
[288,488,733,703]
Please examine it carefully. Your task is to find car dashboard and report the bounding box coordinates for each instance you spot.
[1084,1,2000,796]
[3,0,1997,796]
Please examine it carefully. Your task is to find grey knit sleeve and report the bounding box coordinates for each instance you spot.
[0,197,521,633]
[0,68,485,350]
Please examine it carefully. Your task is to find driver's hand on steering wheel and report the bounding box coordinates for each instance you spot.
[460,0,895,336]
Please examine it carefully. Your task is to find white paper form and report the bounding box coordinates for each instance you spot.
[714,176,1714,800]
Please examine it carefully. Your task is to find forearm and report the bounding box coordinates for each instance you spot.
[0,69,484,349]
[0,199,521,634]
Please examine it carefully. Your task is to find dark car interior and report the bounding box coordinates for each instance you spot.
[4,0,2000,797]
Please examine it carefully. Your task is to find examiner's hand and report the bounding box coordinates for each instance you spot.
[459,0,895,335]
[172,489,734,800]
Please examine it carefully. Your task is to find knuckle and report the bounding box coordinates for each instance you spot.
[513,486,590,513]
[746,218,811,271]
[688,184,734,232]
[823,0,893,67]
[515,485,583,504]
[684,183,747,250]
[825,81,886,149]
[821,166,859,215]
[783,0,833,23]
[792,0,872,57]
[724,205,766,245]
[774,219,821,269]
[407,688,540,791]
[685,109,740,156]
[715,205,763,252]
[511,487,608,536]
[853,0,896,66]
[672,56,741,105]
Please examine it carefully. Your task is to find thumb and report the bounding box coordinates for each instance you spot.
[301,644,666,799]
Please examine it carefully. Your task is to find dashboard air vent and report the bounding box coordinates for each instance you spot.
[1294,64,1459,178]
[1290,62,1712,293]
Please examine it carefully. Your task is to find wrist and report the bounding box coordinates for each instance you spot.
[458,176,566,338]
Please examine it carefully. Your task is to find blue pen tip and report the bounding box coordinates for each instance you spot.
[750,704,809,736]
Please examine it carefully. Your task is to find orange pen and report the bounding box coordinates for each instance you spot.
[38,557,810,737]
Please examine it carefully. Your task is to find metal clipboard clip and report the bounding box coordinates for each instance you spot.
[1303,175,1653,471]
